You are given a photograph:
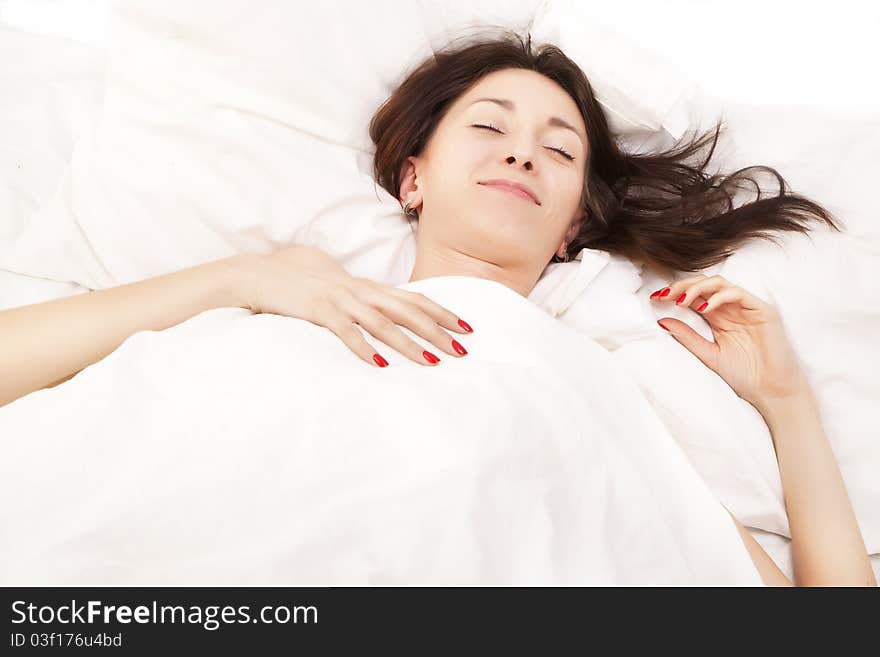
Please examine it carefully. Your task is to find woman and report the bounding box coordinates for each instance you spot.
[0,32,873,586]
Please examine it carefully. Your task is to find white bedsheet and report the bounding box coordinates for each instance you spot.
[0,275,763,585]
[0,268,89,311]
[2,3,877,586]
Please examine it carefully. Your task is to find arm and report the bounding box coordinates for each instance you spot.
[726,509,794,586]
[1,243,475,409]
[0,256,248,409]
[752,385,877,587]
[724,383,876,587]
[651,274,876,587]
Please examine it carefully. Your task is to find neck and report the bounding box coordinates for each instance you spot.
[408,243,538,298]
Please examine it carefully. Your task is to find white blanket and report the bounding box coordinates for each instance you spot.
[0,275,762,585]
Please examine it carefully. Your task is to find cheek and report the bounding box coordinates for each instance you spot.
[432,143,486,188]
[564,169,587,205]
[543,175,583,211]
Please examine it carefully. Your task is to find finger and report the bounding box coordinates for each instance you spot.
[365,291,469,359]
[651,274,765,313]
[673,276,729,309]
[649,274,708,301]
[334,289,444,366]
[318,309,394,368]
[385,285,474,334]
[674,275,752,312]
[693,286,746,315]
[657,316,720,373]
[685,276,770,313]
[352,281,469,358]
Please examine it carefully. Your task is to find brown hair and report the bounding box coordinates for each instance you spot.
[368,30,843,275]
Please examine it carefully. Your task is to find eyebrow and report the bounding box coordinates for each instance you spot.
[467,97,586,146]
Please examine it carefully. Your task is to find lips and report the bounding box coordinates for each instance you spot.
[478,179,541,205]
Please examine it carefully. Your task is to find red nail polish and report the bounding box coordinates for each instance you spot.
[423,350,440,364]
[676,293,687,304]
[657,320,669,331]
[697,302,708,313]
[458,319,473,333]
[373,353,388,367]
[659,288,671,297]
[451,339,467,356]
[650,288,663,298]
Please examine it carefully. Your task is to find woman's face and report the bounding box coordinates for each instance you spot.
[402,68,588,295]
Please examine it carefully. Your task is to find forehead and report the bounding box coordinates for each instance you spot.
[464,69,574,105]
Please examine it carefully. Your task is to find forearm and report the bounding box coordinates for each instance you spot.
[756,387,876,587]
[0,256,249,408]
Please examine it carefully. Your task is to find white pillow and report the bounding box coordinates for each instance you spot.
[0,25,105,244]
[0,0,694,294]
[528,0,695,138]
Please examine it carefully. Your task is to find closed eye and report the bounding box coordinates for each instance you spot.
[470,123,575,161]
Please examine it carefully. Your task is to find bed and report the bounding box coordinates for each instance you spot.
[1,0,878,584]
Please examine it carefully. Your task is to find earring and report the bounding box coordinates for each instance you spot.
[402,198,417,217]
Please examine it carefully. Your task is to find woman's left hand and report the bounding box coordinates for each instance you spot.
[650,274,809,411]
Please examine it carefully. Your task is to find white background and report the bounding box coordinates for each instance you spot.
[583,0,880,118]
[1,0,878,117]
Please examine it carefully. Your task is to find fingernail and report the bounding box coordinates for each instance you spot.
[657,320,669,331]
[451,339,467,356]
[373,353,388,367]
[676,293,687,304]
[423,350,440,364]
[658,288,671,297]
[458,319,473,333]
[697,302,708,313]
[650,288,663,298]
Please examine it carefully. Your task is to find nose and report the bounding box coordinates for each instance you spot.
[506,154,533,171]
[505,135,536,171]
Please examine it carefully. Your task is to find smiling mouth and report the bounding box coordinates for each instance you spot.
[478,182,539,205]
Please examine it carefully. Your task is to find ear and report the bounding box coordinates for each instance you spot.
[556,213,587,255]
[565,213,585,243]
[398,156,422,211]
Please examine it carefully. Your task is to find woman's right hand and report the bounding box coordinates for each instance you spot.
[230,245,473,367]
